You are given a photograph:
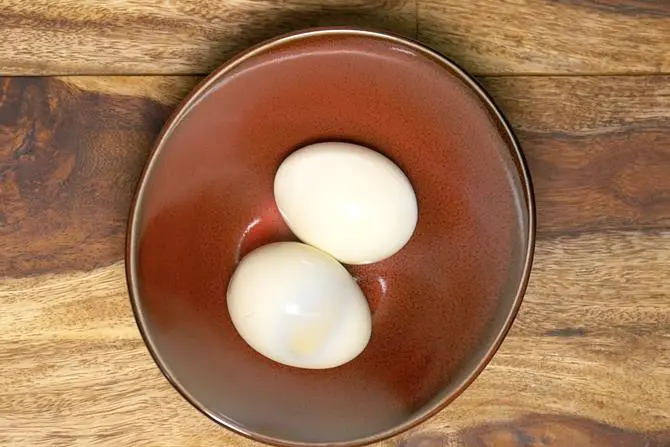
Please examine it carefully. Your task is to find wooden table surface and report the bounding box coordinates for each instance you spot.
[1,1,669,446]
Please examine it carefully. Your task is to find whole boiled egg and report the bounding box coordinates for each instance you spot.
[274,142,418,264]
[227,242,371,369]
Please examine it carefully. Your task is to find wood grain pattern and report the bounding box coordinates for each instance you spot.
[1,232,668,446]
[0,77,174,277]
[403,415,670,447]
[0,0,416,75]
[479,75,670,237]
[419,0,670,75]
[2,75,669,277]
[3,0,670,75]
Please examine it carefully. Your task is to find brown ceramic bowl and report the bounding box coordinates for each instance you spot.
[126,28,535,446]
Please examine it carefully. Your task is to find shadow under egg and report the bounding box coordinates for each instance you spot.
[234,209,389,315]
[234,204,298,263]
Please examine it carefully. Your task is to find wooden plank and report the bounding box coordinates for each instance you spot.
[419,0,670,75]
[1,231,668,446]
[2,75,669,277]
[479,75,670,237]
[0,0,416,75]
[2,1,669,76]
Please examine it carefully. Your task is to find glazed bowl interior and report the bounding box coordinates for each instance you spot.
[127,29,534,446]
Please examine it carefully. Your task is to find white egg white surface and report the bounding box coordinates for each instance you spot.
[274,142,418,265]
[227,242,371,369]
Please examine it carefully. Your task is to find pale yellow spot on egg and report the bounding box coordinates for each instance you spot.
[290,323,328,355]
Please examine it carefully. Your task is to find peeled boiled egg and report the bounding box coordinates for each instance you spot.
[274,142,418,265]
[227,242,371,369]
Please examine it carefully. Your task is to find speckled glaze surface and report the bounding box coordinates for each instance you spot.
[126,29,535,446]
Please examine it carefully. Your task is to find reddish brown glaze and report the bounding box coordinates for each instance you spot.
[127,29,534,446]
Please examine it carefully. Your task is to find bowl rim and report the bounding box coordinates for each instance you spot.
[125,26,537,447]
